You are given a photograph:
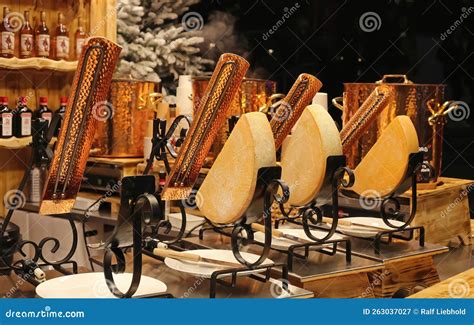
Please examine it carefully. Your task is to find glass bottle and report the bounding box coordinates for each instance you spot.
[0,96,13,138]
[13,96,32,137]
[53,12,69,60]
[35,11,50,58]
[54,96,67,136]
[74,16,86,60]
[0,7,15,58]
[35,96,53,126]
[20,10,34,58]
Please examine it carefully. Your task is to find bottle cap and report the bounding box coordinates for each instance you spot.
[60,96,68,104]
[39,97,48,105]
[0,96,7,104]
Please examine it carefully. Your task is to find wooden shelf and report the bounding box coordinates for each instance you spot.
[0,57,77,72]
[0,136,57,149]
[0,137,31,149]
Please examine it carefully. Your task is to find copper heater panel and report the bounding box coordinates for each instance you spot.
[40,37,122,215]
[162,53,249,200]
[270,73,322,150]
[340,85,393,155]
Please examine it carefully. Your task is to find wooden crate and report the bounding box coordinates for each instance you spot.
[402,177,473,246]
[0,0,117,214]
[369,254,440,298]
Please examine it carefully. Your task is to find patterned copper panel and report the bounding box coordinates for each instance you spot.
[340,85,392,155]
[192,77,277,161]
[91,79,157,157]
[341,80,445,180]
[40,37,122,214]
[162,53,249,200]
[270,73,322,149]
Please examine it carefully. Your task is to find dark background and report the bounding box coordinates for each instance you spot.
[192,0,473,182]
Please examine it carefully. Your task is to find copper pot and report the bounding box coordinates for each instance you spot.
[91,77,159,157]
[192,76,278,159]
[333,74,447,182]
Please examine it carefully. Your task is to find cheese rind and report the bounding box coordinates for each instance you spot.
[281,104,342,206]
[349,115,419,197]
[197,112,276,224]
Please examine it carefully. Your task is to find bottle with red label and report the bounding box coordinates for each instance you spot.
[35,96,53,127]
[0,96,13,138]
[35,11,50,58]
[20,10,34,58]
[0,7,15,58]
[53,12,69,60]
[54,96,67,136]
[13,96,32,137]
[75,16,86,60]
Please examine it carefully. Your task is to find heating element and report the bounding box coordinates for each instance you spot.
[162,53,249,201]
[40,37,122,215]
[270,73,322,150]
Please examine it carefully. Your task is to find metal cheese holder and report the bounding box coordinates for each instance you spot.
[337,151,427,255]
[101,116,190,298]
[101,117,290,298]
[0,117,80,285]
[263,155,355,271]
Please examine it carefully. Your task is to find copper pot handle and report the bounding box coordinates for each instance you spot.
[332,96,344,111]
[376,74,413,84]
[137,92,163,111]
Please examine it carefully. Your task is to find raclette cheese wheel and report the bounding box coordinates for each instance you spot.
[281,104,342,206]
[349,115,419,197]
[197,112,276,224]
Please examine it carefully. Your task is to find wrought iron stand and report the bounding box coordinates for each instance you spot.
[0,117,79,286]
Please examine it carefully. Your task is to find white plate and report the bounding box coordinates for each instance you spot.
[36,272,167,298]
[164,249,273,278]
[337,217,406,238]
[168,212,204,234]
[253,228,344,250]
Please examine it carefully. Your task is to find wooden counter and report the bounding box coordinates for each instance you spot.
[410,268,474,298]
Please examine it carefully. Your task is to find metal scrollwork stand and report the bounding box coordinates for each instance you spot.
[102,116,191,298]
[268,155,354,269]
[0,117,79,286]
[341,151,429,254]
[198,166,291,297]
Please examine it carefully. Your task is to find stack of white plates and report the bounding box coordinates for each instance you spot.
[336,217,406,238]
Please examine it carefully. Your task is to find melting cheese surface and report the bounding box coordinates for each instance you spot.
[197,112,276,224]
[350,115,419,197]
[281,104,342,206]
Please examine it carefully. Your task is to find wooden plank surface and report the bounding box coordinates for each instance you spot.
[410,268,474,298]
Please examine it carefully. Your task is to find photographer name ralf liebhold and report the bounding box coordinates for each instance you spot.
[420,308,466,315]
